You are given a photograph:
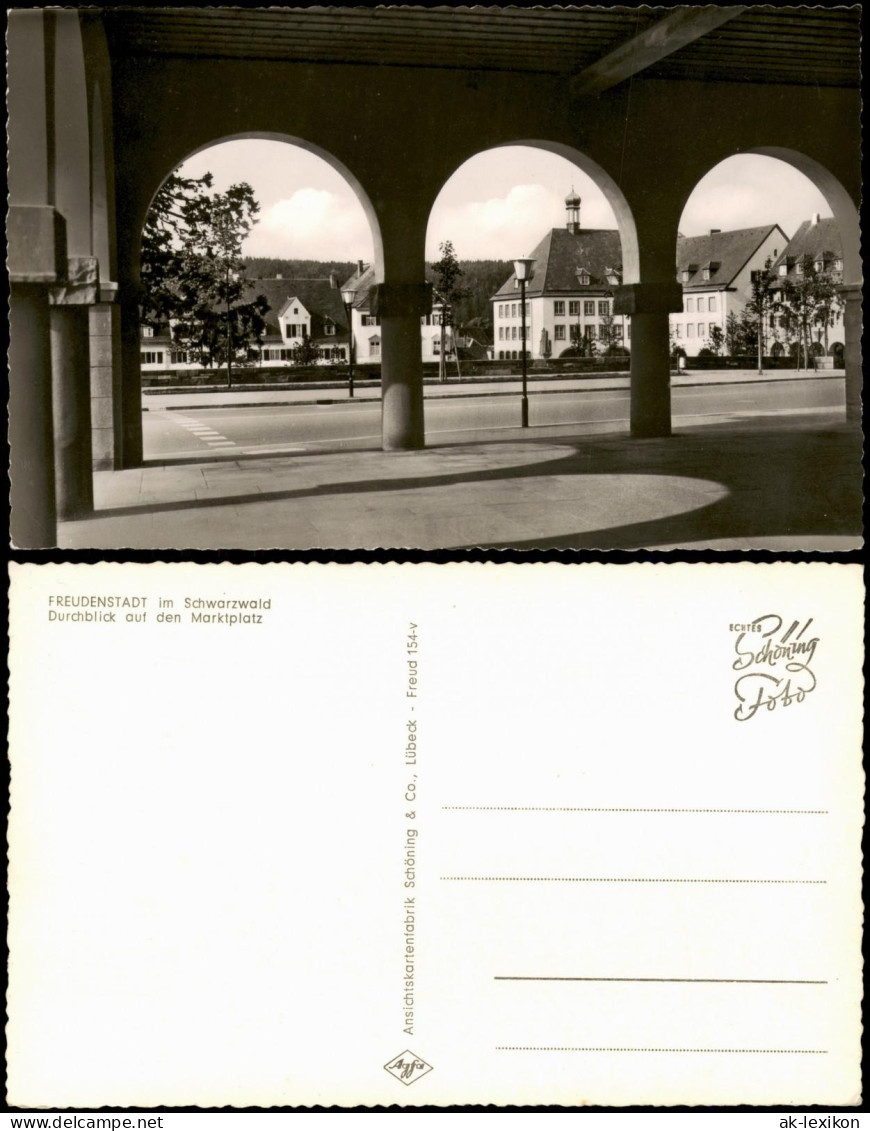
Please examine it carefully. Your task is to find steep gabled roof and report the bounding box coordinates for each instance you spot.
[340,263,377,310]
[493,228,623,298]
[241,277,349,333]
[770,217,842,276]
[676,224,786,289]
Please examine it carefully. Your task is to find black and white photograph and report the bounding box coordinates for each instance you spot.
[7,5,863,550]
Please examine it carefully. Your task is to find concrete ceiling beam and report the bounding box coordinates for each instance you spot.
[570,6,749,96]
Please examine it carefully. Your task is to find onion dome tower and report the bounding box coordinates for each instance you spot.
[565,186,582,234]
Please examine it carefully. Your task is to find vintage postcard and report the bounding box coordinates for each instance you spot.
[7,562,863,1107]
[7,7,861,552]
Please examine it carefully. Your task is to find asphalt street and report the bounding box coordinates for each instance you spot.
[143,377,845,460]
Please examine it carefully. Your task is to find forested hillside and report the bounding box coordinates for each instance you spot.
[244,258,356,281]
[243,257,512,331]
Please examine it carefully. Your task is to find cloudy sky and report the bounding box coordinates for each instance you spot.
[177,140,833,263]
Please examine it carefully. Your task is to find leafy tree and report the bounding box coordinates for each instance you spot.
[140,171,214,327]
[141,174,269,387]
[778,255,842,370]
[707,324,725,356]
[598,304,621,354]
[293,331,320,367]
[744,257,776,373]
[432,241,470,381]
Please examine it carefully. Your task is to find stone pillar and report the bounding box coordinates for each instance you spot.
[119,295,144,467]
[49,256,99,518]
[371,282,432,451]
[49,306,93,518]
[89,299,123,469]
[9,285,57,547]
[8,203,68,548]
[837,284,862,425]
[614,281,684,439]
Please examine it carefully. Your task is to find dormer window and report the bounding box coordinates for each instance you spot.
[324,319,335,336]
[576,269,590,286]
[814,259,825,273]
[605,267,621,285]
[701,261,719,282]
[795,261,804,275]
[834,257,843,272]
[778,263,788,276]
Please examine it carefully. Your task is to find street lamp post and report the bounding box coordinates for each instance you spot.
[513,258,536,428]
[340,287,355,398]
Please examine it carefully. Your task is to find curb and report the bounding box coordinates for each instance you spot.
[143,372,843,411]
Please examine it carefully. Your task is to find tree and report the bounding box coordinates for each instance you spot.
[707,324,725,356]
[778,255,842,370]
[598,304,622,354]
[432,241,470,382]
[744,257,776,373]
[292,331,320,367]
[141,174,269,387]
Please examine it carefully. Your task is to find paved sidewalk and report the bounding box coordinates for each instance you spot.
[142,368,842,410]
[58,409,861,551]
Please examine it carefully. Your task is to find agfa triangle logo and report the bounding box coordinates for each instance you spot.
[384,1050,434,1085]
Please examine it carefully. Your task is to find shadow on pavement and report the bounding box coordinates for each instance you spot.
[85,418,862,549]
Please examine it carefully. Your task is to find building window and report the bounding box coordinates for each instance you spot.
[681,269,691,283]
[585,325,596,340]
[584,300,595,316]
[510,303,516,317]
[361,314,378,326]
[511,326,517,340]
[834,258,843,271]
[142,325,154,338]
[293,307,299,314]
[569,301,580,315]
[498,327,504,340]
[687,325,695,338]
[614,324,623,339]
[702,268,711,281]
[708,296,717,312]
[597,301,609,317]
[171,350,188,364]
[554,301,565,316]
[324,321,335,335]
[432,339,440,355]
[778,263,788,276]
[369,336,380,357]
[686,298,695,313]
[576,270,590,285]
[627,324,631,339]
[697,323,705,337]
[554,324,566,340]
[696,297,705,313]
[140,351,163,365]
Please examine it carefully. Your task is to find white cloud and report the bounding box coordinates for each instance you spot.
[244,188,373,260]
[680,156,832,239]
[427,183,617,260]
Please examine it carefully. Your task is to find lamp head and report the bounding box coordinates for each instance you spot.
[340,288,356,306]
[513,257,536,283]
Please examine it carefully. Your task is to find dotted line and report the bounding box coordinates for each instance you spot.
[441,877,826,884]
[442,807,828,814]
[496,1047,827,1054]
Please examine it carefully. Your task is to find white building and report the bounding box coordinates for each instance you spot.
[491,191,628,360]
[768,214,845,359]
[140,276,350,374]
[671,223,787,350]
[490,192,799,359]
[339,262,453,364]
